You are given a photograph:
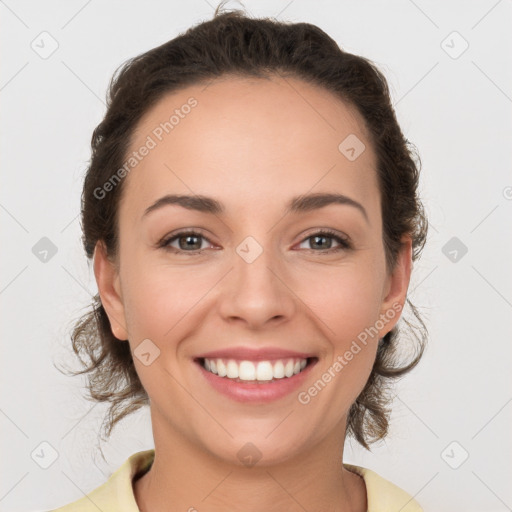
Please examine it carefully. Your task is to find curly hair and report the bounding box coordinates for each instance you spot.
[59,4,429,451]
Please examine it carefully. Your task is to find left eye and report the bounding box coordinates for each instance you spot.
[297,231,351,252]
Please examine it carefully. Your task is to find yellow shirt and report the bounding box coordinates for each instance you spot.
[51,449,423,511]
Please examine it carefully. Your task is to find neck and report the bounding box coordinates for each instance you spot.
[134,412,366,512]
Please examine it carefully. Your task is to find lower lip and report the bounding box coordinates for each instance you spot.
[196,359,317,403]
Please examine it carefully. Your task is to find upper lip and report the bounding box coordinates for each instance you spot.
[195,347,316,361]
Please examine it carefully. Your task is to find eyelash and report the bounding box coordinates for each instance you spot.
[158,229,352,255]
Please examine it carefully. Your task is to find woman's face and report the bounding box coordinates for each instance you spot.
[95,75,411,465]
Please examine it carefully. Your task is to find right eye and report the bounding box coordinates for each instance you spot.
[159,230,214,254]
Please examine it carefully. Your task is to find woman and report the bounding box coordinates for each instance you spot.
[53,5,428,511]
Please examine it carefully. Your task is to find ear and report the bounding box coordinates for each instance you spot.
[93,240,129,341]
[378,235,413,338]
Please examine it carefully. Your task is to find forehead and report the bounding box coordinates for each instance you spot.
[120,75,378,220]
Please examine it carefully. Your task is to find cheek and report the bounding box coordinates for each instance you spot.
[300,263,385,344]
[119,265,213,394]
[298,275,382,420]
[122,270,198,336]
[120,253,222,349]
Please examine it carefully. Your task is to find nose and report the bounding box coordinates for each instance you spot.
[217,240,297,330]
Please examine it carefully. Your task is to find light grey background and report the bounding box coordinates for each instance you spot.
[1,1,511,511]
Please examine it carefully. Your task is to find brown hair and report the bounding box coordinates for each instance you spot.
[60,4,428,450]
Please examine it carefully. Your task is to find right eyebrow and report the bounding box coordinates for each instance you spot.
[142,194,223,218]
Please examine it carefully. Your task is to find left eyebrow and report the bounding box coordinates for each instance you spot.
[287,192,369,223]
[142,192,369,224]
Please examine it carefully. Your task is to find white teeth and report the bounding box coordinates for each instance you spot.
[273,360,285,379]
[256,361,273,381]
[239,361,256,380]
[217,360,227,377]
[284,359,294,377]
[202,357,309,382]
[226,360,239,378]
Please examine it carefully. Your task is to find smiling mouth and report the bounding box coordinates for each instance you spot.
[195,357,318,383]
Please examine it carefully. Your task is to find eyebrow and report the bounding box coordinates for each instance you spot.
[142,192,369,223]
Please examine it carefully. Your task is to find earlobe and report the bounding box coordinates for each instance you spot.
[378,236,413,338]
[93,240,129,341]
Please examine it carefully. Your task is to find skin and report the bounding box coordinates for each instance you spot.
[94,74,412,512]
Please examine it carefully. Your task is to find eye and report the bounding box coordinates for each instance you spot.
[158,228,352,255]
[159,230,213,253]
[296,229,352,253]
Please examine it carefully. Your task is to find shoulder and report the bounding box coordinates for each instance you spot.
[49,449,155,512]
[343,463,424,512]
